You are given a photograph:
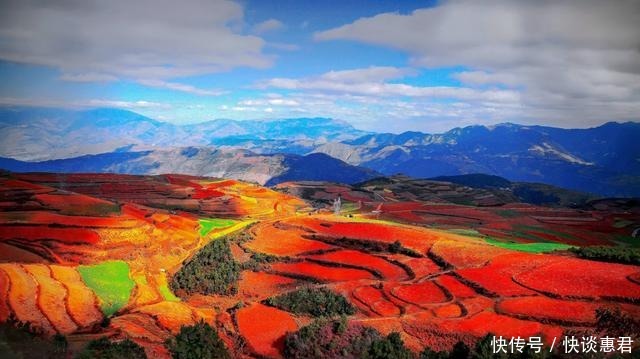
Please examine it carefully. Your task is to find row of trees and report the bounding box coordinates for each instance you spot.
[569,245,640,265]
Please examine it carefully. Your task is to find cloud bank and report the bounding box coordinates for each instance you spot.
[315,0,640,127]
[0,0,270,93]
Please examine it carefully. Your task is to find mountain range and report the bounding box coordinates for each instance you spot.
[0,107,638,197]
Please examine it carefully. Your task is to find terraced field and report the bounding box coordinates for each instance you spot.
[1,173,639,357]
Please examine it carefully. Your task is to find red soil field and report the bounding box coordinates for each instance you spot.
[134,301,196,333]
[391,281,448,306]
[307,249,409,280]
[0,242,48,263]
[49,265,103,328]
[402,315,476,352]
[34,193,117,214]
[237,271,297,300]
[23,264,78,334]
[1,178,54,193]
[109,313,172,356]
[514,258,640,300]
[381,210,428,223]
[2,173,639,358]
[434,303,463,318]
[0,226,100,244]
[270,261,375,282]
[0,264,55,334]
[436,275,477,299]
[0,211,135,228]
[246,222,335,256]
[456,252,565,297]
[429,239,510,269]
[459,296,494,317]
[391,256,441,278]
[441,311,564,345]
[291,217,437,254]
[496,296,602,325]
[236,303,298,358]
[353,285,401,317]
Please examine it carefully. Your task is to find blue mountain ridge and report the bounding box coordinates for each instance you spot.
[0,106,638,197]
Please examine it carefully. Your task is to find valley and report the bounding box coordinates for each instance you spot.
[0,171,638,357]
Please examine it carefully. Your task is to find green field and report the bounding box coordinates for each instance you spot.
[158,284,180,302]
[198,218,237,237]
[78,260,135,316]
[446,228,484,237]
[484,237,574,253]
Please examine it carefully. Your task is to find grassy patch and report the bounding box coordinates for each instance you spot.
[446,228,484,237]
[158,284,180,302]
[198,218,237,237]
[78,261,135,317]
[484,237,574,253]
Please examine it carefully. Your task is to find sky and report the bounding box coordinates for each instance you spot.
[0,0,639,133]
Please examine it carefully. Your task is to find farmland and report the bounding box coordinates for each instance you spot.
[0,173,639,357]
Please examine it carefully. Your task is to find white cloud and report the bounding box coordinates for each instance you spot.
[137,79,225,96]
[315,0,640,127]
[0,97,171,110]
[259,66,520,103]
[238,98,300,106]
[0,0,270,83]
[253,19,285,34]
[59,73,118,83]
[267,42,300,51]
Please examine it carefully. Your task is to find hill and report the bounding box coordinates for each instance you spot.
[0,107,368,161]
[0,148,379,186]
[314,122,640,197]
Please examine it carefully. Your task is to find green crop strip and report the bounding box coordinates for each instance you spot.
[484,237,574,253]
[158,284,180,302]
[198,218,237,237]
[78,260,135,317]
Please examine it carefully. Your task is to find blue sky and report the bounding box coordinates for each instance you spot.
[0,0,638,133]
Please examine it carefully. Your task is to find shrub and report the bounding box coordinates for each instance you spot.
[166,321,230,359]
[367,332,413,359]
[0,320,67,359]
[596,308,640,338]
[264,287,355,317]
[171,238,241,296]
[283,318,381,358]
[76,337,146,359]
[569,246,640,265]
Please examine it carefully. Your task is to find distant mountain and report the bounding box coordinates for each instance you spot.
[0,107,368,161]
[0,148,378,186]
[314,122,640,197]
[1,106,639,197]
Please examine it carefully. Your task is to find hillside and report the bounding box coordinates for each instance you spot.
[0,148,379,186]
[315,122,640,197]
[1,172,638,358]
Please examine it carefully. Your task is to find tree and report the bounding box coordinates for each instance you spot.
[76,337,146,359]
[367,332,413,359]
[166,321,230,359]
